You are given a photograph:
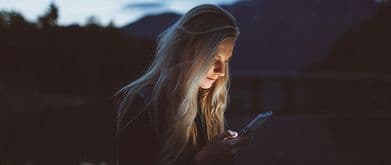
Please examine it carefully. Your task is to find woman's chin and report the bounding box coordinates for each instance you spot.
[199,83,213,89]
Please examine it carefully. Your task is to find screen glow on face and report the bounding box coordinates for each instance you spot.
[200,37,234,89]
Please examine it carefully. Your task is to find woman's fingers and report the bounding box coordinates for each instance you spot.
[224,133,252,148]
[214,131,231,141]
[227,130,238,137]
[196,131,244,165]
[213,130,237,142]
[204,130,249,161]
[224,130,238,140]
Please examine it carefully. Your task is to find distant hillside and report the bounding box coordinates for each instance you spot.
[309,4,391,74]
[121,0,380,73]
[121,13,180,39]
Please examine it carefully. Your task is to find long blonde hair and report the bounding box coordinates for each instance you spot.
[115,4,239,165]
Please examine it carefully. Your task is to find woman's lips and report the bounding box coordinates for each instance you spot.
[207,77,217,81]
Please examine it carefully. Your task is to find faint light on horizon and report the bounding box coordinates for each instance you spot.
[0,0,240,27]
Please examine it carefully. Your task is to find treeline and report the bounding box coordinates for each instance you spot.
[0,3,114,31]
[0,4,155,163]
[0,3,155,97]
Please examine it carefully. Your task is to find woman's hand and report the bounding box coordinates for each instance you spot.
[193,130,252,165]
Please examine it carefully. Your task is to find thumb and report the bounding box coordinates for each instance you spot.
[213,130,234,141]
[227,130,238,138]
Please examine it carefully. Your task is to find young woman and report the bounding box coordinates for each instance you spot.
[115,4,251,165]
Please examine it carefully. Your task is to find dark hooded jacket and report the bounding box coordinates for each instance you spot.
[117,86,209,165]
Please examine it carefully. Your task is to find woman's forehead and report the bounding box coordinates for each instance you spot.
[219,37,234,49]
[217,38,234,58]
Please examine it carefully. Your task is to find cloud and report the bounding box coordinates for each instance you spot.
[123,2,164,10]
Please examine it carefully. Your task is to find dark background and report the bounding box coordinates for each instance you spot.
[1,0,391,164]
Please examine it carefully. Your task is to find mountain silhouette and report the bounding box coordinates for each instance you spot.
[121,12,180,39]
[121,0,379,73]
[309,3,391,74]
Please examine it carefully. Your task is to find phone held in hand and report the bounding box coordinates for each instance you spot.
[239,111,273,136]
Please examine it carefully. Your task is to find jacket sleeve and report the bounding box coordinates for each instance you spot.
[118,94,159,165]
[117,93,198,165]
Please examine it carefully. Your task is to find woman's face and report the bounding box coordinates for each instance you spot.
[199,37,234,89]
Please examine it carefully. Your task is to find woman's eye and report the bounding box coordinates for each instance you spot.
[214,58,228,65]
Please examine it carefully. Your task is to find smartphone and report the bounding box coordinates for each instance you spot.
[238,111,273,136]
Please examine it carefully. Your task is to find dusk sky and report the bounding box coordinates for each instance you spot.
[0,0,240,27]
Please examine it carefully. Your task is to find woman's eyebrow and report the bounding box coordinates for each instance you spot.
[216,56,231,64]
[216,54,231,60]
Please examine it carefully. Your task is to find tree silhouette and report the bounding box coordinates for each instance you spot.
[107,20,116,29]
[0,11,6,27]
[0,11,29,29]
[86,16,102,28]
[38,2,59,28]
